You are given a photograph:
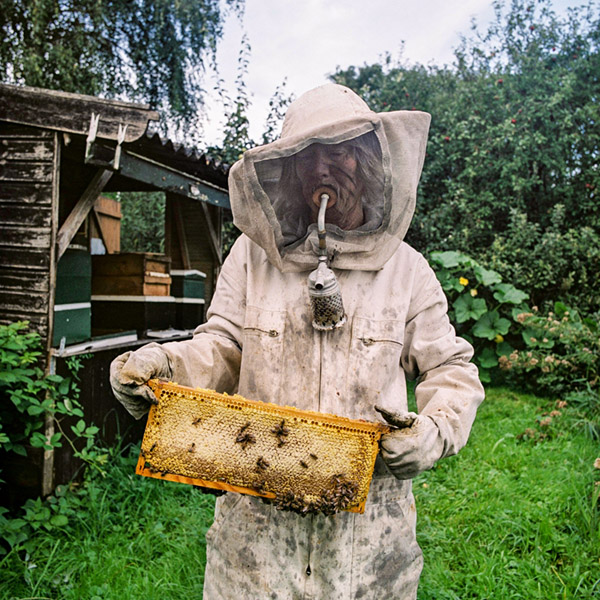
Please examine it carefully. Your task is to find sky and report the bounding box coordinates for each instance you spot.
[200,0,589,145]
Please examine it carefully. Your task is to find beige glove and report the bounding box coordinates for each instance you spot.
[375,405,445,480]
[110,344,172,419]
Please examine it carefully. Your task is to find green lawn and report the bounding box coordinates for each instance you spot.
[1,387,598,599]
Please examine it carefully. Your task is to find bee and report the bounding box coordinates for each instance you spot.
[255,456,269,472]
[235,422,256,449]
[309,453,318,460]
[188,443,196,452]
[300,460,309,469]
[150,442,157,452]
[192,417,202,426]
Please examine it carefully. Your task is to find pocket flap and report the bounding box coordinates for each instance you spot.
[244,305,286,335]
[352,317,404,345]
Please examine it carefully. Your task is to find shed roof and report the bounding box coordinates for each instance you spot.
[0,83,229,194]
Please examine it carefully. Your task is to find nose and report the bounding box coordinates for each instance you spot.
[314,149,331,179]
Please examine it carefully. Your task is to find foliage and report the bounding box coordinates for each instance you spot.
[485,205,600,313]
[1,389,598,597]
[207,35,254,166]
[0,0,244,132]
[206,38,293,256]
[0,322,107,554]
[414,387,600,599]
[429,250,528,383]
[332,0,600,312]
[0,445,215,598]
[499,302,600,398]
[118,191,166,254]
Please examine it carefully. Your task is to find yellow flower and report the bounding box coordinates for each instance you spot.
[459,277,469,286]
[470,288,478,297]
[494,334,504,343]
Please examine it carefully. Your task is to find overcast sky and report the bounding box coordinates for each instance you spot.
[201,0,589,145]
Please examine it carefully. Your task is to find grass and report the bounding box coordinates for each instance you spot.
[414,388,600,599]
[0,387,598,599]
[0,448,216,599]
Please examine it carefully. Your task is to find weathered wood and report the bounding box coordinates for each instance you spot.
[0,268,50,293]
[0,313,47,328]
[0,182,52,204]
[0,83,159,143]
[200,201,223,265]
[46,131,60,353]
[92,253,170,276]
[0,139,54,161]
[0,226,52,248]
[0,122,53,138]
[0,247,50,269]
[173,200,191,270]
[0,289,48,313]
[0,161,54,182]
[0,203,52,227]
[91,195,121,253]
[56,168,113,261]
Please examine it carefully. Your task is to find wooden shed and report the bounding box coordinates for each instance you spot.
[0,83,230,503]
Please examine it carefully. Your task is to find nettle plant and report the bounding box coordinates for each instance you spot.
[0,321,106,473]
[429,250,528,382]
[0,322,108,554]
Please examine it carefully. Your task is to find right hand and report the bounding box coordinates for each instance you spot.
[110,344,172,419]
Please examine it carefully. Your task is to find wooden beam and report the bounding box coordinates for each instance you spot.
[55,168,113,260]
[200,202,223,265]
[173,200,191,270]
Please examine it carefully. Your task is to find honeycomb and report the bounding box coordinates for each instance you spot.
[136,380,389,514]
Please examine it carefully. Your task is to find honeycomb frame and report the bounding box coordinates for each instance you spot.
[136,380,389,514]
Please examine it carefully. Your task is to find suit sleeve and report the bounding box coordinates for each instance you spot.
[401,255,485,460]
[157,236,249,393]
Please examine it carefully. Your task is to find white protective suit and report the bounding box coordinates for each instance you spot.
[111,84,484,599]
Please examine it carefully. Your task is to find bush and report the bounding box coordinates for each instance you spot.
[484,205,600,314]
[429,250,528,383]
[0,322,107,555]
[499,302,600,398]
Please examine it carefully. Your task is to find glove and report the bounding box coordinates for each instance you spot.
[375,405,445,480]
[110,344,172,419]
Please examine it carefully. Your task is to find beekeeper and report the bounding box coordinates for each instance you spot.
[111,84,484,599]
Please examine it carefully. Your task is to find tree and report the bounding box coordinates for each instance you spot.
[332,0,600,312]
[0,0,244,133]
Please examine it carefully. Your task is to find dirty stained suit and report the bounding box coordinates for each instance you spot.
[119,84,485,599]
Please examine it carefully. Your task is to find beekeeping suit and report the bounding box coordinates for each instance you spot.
[111,84,484,599]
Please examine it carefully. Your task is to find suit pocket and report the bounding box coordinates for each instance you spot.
[346,317,405,400]
[239,306,286,402]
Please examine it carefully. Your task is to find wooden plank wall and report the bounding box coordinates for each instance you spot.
[0,123,58,343]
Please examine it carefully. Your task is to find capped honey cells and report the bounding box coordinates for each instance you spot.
[136,380,389,514]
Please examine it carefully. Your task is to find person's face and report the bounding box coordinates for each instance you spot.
[294,142,364,230]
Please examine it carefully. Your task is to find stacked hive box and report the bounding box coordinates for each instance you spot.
[91,253,175,335]
[170,269,206,330]
[53,245,92,346]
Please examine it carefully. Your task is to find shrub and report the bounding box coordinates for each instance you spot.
[499,302,600,398]
[484,205,600,314]
[0,322,107,555]
[429,250,528,383]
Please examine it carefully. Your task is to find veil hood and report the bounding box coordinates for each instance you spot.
[229,83,431,272]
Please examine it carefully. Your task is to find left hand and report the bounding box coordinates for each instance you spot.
[375,405,444,480]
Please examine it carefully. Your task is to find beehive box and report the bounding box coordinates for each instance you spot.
[136,380,389,514]
[92,253,171,296]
